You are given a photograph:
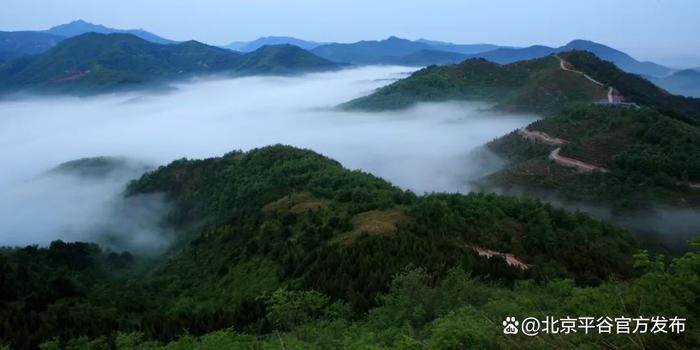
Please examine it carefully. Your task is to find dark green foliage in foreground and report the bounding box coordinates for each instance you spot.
[0,242,134,349]
[0,145,641,349]
[41,244,700,349]
[340,53,607,115]
[560,50,700,125]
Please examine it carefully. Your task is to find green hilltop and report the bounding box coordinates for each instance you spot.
[341,50,700,125]
[341,53,607,115]
[0,33,341,94]
[0,145,650,349]
[484,104,700,208]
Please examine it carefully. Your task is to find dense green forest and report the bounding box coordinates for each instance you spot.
[38,244,700,349]
[340,54,606,115]
[341,50,700,127]
[0,33,340,94]
[0,145,658,349]
[559,51,700,125]
[485,104,700,209]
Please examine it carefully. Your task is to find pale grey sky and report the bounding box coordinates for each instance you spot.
[2,0,699,67]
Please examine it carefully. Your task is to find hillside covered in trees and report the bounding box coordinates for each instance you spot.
[484,104,700,209]
[0,145,655,349]
[340,53,607,116]
[341,50,700,126]
[0,33,341,95]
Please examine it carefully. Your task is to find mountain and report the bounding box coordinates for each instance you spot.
[559,50,700,124]
[650,69,700,97]
[0,33,241,93]
[342,50,700,124]
[558,40,673,77]
[226,36,325,52]
[310,37,510,65]
[44,19,175,44]
[0,31,65,60]
[415,39,507,55]
[230,44,340,75]
[465,40,674,77]
[484,104,700,209]
[465,45,556,64]
[0,144,644,349]
[341,53,608,115]
[390,49,468,66]
[0,33,341,94]
[0,20,175,62]
[311,36,432,64]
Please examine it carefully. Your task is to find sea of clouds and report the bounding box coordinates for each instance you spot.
[0,66,537,249]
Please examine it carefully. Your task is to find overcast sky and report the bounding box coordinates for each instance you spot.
[2,0,699,67]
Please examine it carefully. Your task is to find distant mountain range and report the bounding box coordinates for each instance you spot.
[465,40,673,77]
[0,31,65,61]
[44,19,175,44]
[225,36,326,52]
[650,69,700,97]
[0,33,340,94]
[2,19,697,95]
[0,20,176,61]
[309,36,496,65]
[307,37,677,78]
[414,39,506,55]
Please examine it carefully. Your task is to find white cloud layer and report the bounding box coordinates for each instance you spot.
[0,66,535,247]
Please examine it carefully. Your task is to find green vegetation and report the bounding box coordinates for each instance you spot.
[485,104,700,208]
[341,54,607,115]
[232,44,341,75]
[28,245,700,349]
[342,50,700,127]
[0,241,135,349]
[0,33,340,94]
[1,145,644,349]
[560,50,700,125]
[50,157,150,178]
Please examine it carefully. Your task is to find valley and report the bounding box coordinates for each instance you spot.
[1,7,700,349]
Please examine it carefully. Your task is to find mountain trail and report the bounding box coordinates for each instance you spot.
[516,127,609,173]
[555,54,605,87]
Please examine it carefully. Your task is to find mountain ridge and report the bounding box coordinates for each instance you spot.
[44,19,176,44]
[0,33,341,94]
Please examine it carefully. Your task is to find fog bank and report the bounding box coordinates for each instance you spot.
[0,66,536,247]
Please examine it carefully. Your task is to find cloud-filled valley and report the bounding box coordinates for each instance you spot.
[0,66,536,248]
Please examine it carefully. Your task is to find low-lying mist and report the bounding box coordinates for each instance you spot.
[489,186,700,253]
[0,66,536,249]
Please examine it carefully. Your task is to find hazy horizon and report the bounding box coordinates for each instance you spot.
[2,0,699,68]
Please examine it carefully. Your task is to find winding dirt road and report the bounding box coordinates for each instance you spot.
[517,127,566,145]
[471,246,529,270]
[556,55,605,87]
[556,55,614,103]
[517,127,609,173]
[549,148,609,173]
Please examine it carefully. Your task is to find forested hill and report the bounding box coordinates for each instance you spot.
[0,145,642,349]
[485,104,700,209]
[340,53,607,115]
[559,51,700,125]
[0,33,341,94]
[341,50,700,124]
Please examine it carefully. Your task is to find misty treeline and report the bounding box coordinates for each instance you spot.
[2,145,697,349]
